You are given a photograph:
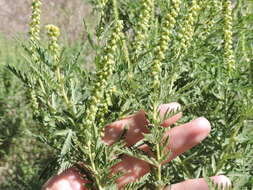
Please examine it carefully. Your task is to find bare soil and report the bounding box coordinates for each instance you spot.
[0,0,93,42]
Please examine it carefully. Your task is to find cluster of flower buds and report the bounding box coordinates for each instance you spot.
[29,0,42,63]
[213,0,222,12]
[134,0,153,57]
[30,89,39,116]
[46,25,61,63]
[97,85,116,125]
[223,0,235,72]
[198,0,221,41]
[178,0,200,53]
[97,0,109,34]
[29,0,42,112]
[29,0,42,42]
[86,20,124,126]
[152,0,181,89]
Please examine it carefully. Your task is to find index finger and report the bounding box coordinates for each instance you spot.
[102,102,182,146]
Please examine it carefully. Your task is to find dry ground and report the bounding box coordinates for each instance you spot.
[0,0,93,42]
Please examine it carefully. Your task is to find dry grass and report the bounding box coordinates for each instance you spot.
[0,0,93,43]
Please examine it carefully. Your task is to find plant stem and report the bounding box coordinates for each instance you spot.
[56,67,70,107]
[88,140,104,190]
[156,143,162,189]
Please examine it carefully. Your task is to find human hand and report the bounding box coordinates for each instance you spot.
[42,102,231,190]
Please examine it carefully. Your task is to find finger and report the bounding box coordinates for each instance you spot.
[158,102,182,127]
[163,117,211,163]
[102,103,182,146]
[168,175,232,190]
[111,156,151,188]
[102,110,149,146]
[41,167,88,190]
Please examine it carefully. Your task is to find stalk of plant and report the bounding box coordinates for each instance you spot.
[148,0,182,188]
[29,0,41,116]
[45,25,71,110]
[85,0,123,128]
[81,0,124,188]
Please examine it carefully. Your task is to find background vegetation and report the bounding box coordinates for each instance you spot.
[0,0,253,189]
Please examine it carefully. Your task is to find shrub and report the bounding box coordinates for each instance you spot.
[6,0,253,189]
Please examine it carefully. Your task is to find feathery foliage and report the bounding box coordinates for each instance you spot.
[1,0,253,189]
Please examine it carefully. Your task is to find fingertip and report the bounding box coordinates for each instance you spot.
[193,117,211,143]
[195,117,211,132]
[163,117,212,162]
[42,167,88,190]
[159,102,182,127]
[211,175,232,189]
[167,116,211,144]
[158,102,181,116]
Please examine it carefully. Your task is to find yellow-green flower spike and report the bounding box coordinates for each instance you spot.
[198,0,221,41]
[85,0,123,127]
[29,0,42,113]
[29,0,42,63]
[96,86,114,126]
[133,0,153,58]
[46,25,61,63]
[213,0,222,12]
[223,0,235,73]
[29,0,42,42]
[100,0,108,7]
[97,0,109,34]
[30,89,39,116]
[85,20,124,127]
[45,25,70,106]
[152,0,181,89]
[176,0,200,58]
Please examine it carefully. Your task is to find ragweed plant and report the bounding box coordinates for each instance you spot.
[5,0,253,189]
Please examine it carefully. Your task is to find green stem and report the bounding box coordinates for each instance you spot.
[122,39,131,72]
[156,143,162,189]
[88,141,104,190]
[38,78,57,113]
[56,67,70,106]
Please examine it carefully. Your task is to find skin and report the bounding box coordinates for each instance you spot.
[42,102,231,190]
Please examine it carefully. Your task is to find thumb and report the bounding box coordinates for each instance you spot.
[168,175,231,190]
